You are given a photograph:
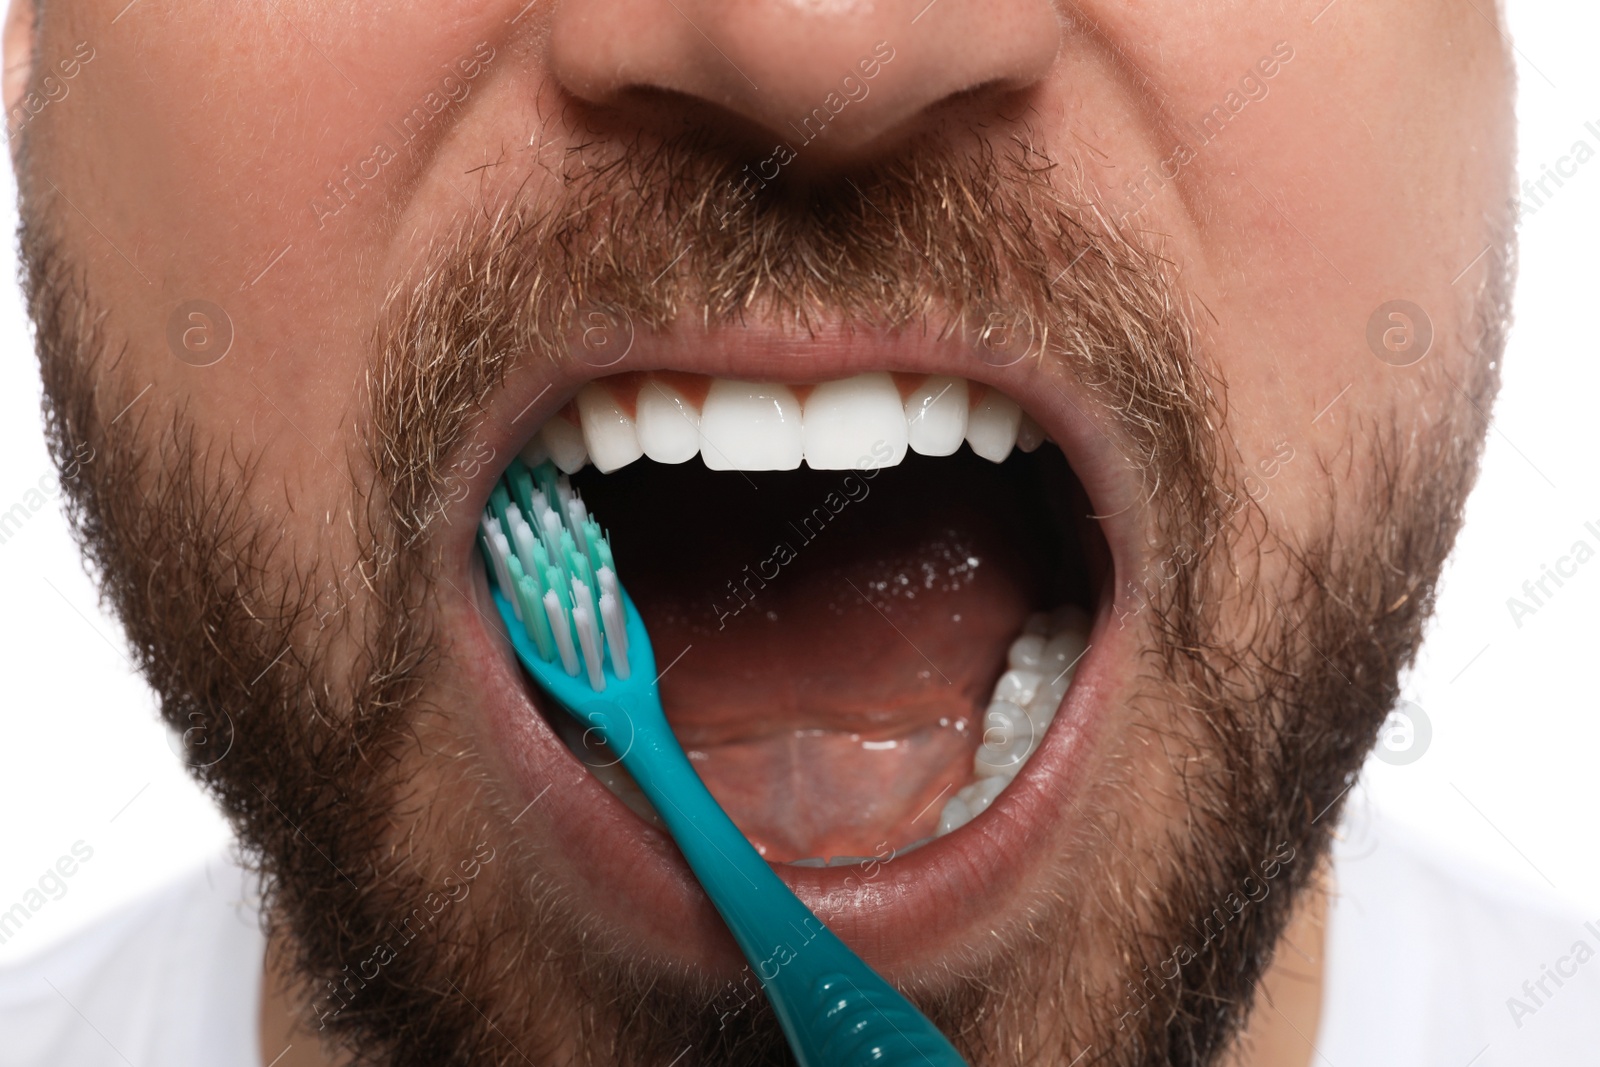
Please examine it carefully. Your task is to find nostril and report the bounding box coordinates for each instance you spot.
[547,0,1061,160]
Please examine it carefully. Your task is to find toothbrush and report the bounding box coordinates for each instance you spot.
[478,457,969,1067]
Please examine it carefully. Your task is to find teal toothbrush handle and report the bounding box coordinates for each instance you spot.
[493,588,966,1067]
[584,696,965,1067]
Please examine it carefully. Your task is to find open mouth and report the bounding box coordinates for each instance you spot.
[481,370,1113,871]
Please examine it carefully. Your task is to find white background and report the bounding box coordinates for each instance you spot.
[0,0,1596,964]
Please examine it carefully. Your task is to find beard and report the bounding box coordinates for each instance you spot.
[17,126,1509,1066]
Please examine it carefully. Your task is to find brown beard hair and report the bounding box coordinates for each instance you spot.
[18,126,1509,1066]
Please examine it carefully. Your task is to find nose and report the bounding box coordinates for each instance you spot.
[548,0,1061,159]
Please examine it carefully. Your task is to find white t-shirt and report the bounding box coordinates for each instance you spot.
[2,810,1597,1066]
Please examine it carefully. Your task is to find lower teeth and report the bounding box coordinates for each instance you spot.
[555,603,1091,859]
[936,604,1090,838]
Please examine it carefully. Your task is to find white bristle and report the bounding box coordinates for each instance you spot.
[572,596,606,692]
[531,492,556,534]
[571,576,597,648]
[599,589,629,680]
[544,591,580,677]
[556,476,574,514]
[481,518,513,603]
[567,498,590,555]
[510,512,537,576]
[498,542,522,620]
[479,512,500,556]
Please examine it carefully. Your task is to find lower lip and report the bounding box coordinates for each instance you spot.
[455,547,1130,975]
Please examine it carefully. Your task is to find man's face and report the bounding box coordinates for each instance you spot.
[9,1,1513,1064]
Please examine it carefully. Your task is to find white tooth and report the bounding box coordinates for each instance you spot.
[965,389,1022,463]
[975,700,1032,779]
[802,372,908,470]
[936,796,973,836]
[904,376,969,457]
[1008,634,1046,671]
[993,668,1043,707]
[575,383,643,474]
[699,380,803,471]
[1022,611,1052,637]
[636,380,702,464]
[1042,629,1088,676]
[958,776,1006,817]
[1027,688,1061,731]
[789,857,828,867]
[1016,413,1046,453]
[519,434,550,469]
[981,699,1029,747]
[827,855,877,867]
[975,740,1030,778]
[540,414,588,474]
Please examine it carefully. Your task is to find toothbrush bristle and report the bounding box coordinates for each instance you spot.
[482,459,630,692]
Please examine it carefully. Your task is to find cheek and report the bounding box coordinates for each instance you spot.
[32,4,522,520]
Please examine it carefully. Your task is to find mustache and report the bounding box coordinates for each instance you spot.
[368,127,1223,548]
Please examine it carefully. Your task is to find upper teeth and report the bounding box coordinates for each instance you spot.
[521,373,1047,474]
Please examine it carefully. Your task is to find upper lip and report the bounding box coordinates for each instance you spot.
[434,323,1147,975]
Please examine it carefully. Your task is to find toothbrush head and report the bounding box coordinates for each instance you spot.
[478,459,647,695]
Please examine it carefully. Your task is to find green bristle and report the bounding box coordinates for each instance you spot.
[558,530,579,574]
[562,537,590,596]
[537,514,565,571]
[514,541,540,599]
[544,562,572,615]
[593,532,616,578]
[489,484,512,536]
[543,575,574,657]
[533,461,561,507]
[515,573,557,662]
[507,552,527,594]
[530,540,552,588]
[581,518,606,574]
[569,552,598,624]
[511,532,538,595]
[509,463,536,524]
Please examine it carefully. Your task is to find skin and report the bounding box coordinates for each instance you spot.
[4,1,1513,1065]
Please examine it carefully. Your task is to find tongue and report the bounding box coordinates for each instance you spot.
[573,452,1062,861]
